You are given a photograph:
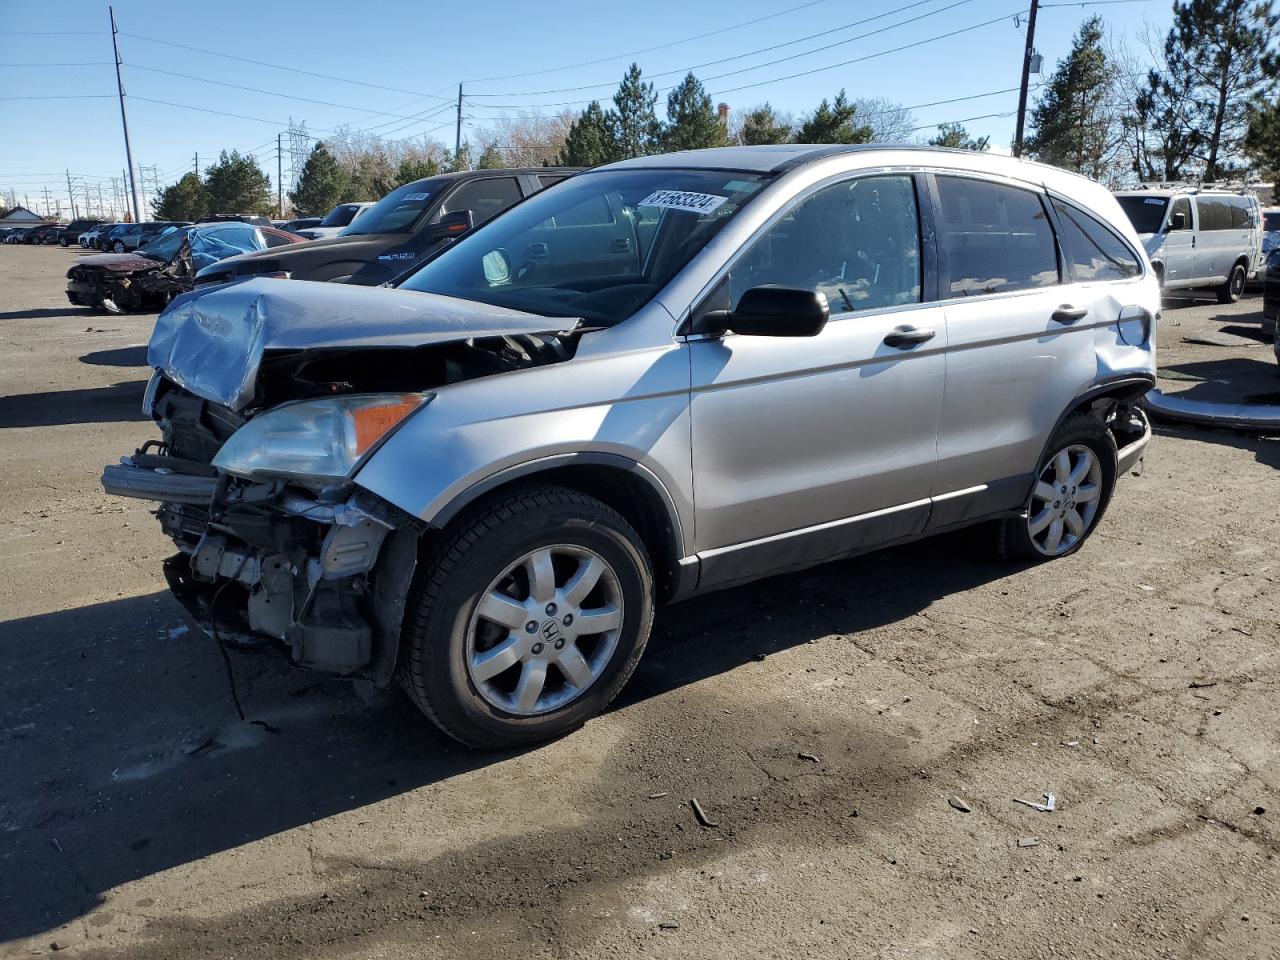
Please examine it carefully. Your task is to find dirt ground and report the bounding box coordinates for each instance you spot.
[1,243,1278,960]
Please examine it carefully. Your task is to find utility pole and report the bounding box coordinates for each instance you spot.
[277,133,283,217]
[66,169,78,219]
[1013,0,1039,158]
[109,6,141,222]
[194,151,199,178]
[455,82,463,169]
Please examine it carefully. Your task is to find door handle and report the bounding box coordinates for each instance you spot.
[1051,305,1089,324]
[883,325,936,348]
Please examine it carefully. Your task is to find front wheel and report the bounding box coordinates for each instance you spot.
[401,486,655,750]
[997,415,1118,561]
[1218,263,1246,304]
[112,240,125,253]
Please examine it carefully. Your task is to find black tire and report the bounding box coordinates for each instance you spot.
[112,240,125,253]
[401,485,654,750]
[1217,262,1246,304]
[996,414,1118,562]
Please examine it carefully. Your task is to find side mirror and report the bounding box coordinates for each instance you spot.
[1167,211,1186,231]
[427,209,474,243]
[699,287,830,337]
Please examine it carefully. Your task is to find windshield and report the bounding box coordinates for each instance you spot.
[1116,195,1169,234]
[320,204,363,227]
[342,180,441,236]
[140,225,184,261]
[398,168,767,324]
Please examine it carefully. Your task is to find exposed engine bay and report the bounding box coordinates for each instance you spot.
[103,299,580,681]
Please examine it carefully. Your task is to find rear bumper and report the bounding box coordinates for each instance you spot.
[1116,409,1152,475]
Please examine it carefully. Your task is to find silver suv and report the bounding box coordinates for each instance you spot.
[103,146,1157,749]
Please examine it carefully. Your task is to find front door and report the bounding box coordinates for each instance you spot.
[689,174,945,589]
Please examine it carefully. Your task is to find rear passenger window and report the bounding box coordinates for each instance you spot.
[1051,200,1141,281]
[437,177,522,227]
[1196,198,1232,231]
[728,174,921,314]
[935,176,1058,297]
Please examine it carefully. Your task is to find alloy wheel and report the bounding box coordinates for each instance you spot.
[466,545,624,716]
[1026,443,1103,557]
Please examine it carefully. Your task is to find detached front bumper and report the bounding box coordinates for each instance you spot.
[101,454,418,683]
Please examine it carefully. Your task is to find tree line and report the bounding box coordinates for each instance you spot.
[156,0,1280,223]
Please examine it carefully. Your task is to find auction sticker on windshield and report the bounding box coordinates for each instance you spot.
[639,190,729,215]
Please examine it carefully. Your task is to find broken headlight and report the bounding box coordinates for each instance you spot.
[212,393,431,481]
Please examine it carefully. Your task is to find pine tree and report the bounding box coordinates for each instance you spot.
[393,156,442,187]
[1246,95,1280,191]
[1150,0,1278,180]
[477,143,506,168]
[737,104,792,144]
[1025,17,1116,178]
[152,172,208,220]
[606,64,662,159]
[793,90,873,144]
[203,150,273,216]
[929,122,990,151]
[662,73,728,152]
[288,143,347,216]
[558,101,618,166]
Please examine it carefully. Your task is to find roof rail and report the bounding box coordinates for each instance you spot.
[1133,179,1256,196]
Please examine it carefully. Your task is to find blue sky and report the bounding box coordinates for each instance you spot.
[1,0,1169,218]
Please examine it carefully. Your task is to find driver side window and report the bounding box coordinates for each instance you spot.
[728,175,922,315]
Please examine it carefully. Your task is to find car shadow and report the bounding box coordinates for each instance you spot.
[1,530,1020,941]
[0,307,87,321]
[0,381,148,428]
[1158,357,1280,406]
[1152,421,1280,470]
[78,346,149,367]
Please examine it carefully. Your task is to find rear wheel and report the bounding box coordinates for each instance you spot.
[112,240,125,253]
[1218,262,1247,303]
[401,486,654,750]
[997,415,1117,561]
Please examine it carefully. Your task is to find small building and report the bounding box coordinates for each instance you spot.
[0,206,54,228]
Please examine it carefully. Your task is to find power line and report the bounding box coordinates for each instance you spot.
[0,61,113,66]
[0,94,114,100]
[121,31,456,101]
[466,0,836,83]
[468,0,975,98]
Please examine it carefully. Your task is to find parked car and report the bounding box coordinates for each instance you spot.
[1114,187,1262,302]
[102,222,185,253]
[196,168,575,288]
[80,222,117,249]
[103,145,1156,749]
[1260,248,1280,342]
[19,223,62,244]
[67,221,305,312]
[294,202,374,240]
[195,214,275,228]
[60,218,106,247]
[4,227,34,244]
[277,217,322,234]
[1263,206,1280,256]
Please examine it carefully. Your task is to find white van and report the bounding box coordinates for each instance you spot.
[1114,187,1262,302]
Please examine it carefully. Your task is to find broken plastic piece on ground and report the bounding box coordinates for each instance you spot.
[1143,389,1280,432]
[1014,793,1056,813]
[948,795,972,813]
[1017,836,1040,848]
[100,297,122,314]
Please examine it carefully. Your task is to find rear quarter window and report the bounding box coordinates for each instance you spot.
[1196,198,1234,231]
[1052,200,1141,281]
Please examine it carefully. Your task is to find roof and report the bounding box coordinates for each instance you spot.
[595,144,1084,182]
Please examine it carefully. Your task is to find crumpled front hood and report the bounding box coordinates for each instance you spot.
[147,277,575,411]
[72,253,160,273]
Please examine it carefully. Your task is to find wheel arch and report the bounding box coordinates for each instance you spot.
[1037,374,1154,470]
[427,454,690,603]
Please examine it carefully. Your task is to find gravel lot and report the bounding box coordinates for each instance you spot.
[2,243,1278,960]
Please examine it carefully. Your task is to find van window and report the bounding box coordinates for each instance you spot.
[1227,197,1254,229]
[1196,198,1234,231]
[728,174,922,314]
[1051,200,1141,281]
[935,176,1058,297]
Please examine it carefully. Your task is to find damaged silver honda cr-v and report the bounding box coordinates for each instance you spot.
[105,145,1157,749]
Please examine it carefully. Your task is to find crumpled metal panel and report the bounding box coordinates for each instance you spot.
[146,277,575,411]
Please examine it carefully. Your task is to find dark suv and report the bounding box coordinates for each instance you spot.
[60,218,106,247]
[195,168,578,288]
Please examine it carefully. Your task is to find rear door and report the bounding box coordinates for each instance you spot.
[930,173,1095,520]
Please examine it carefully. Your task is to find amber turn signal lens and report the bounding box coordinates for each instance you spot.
[350,398,423,454]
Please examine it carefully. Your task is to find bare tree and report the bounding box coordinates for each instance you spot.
[475,111,576,167]
[853,97,917,143]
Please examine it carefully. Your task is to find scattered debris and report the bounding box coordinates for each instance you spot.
[1063,740,1080,747]
[180,734,218,757]
[948,796,973,813]
[797,752,820,763]
[1137,583,1155,592]
[690,798,719,828]
[1253,806,1266,816]
[658,851,673,860]
[752,653,768,662]
[648,792,669,800]
[1014,793,1056,813]
[1017,837,1040,848]
[50,837,63,854]
[1189,680,1218,689]
[659,921,680,930]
